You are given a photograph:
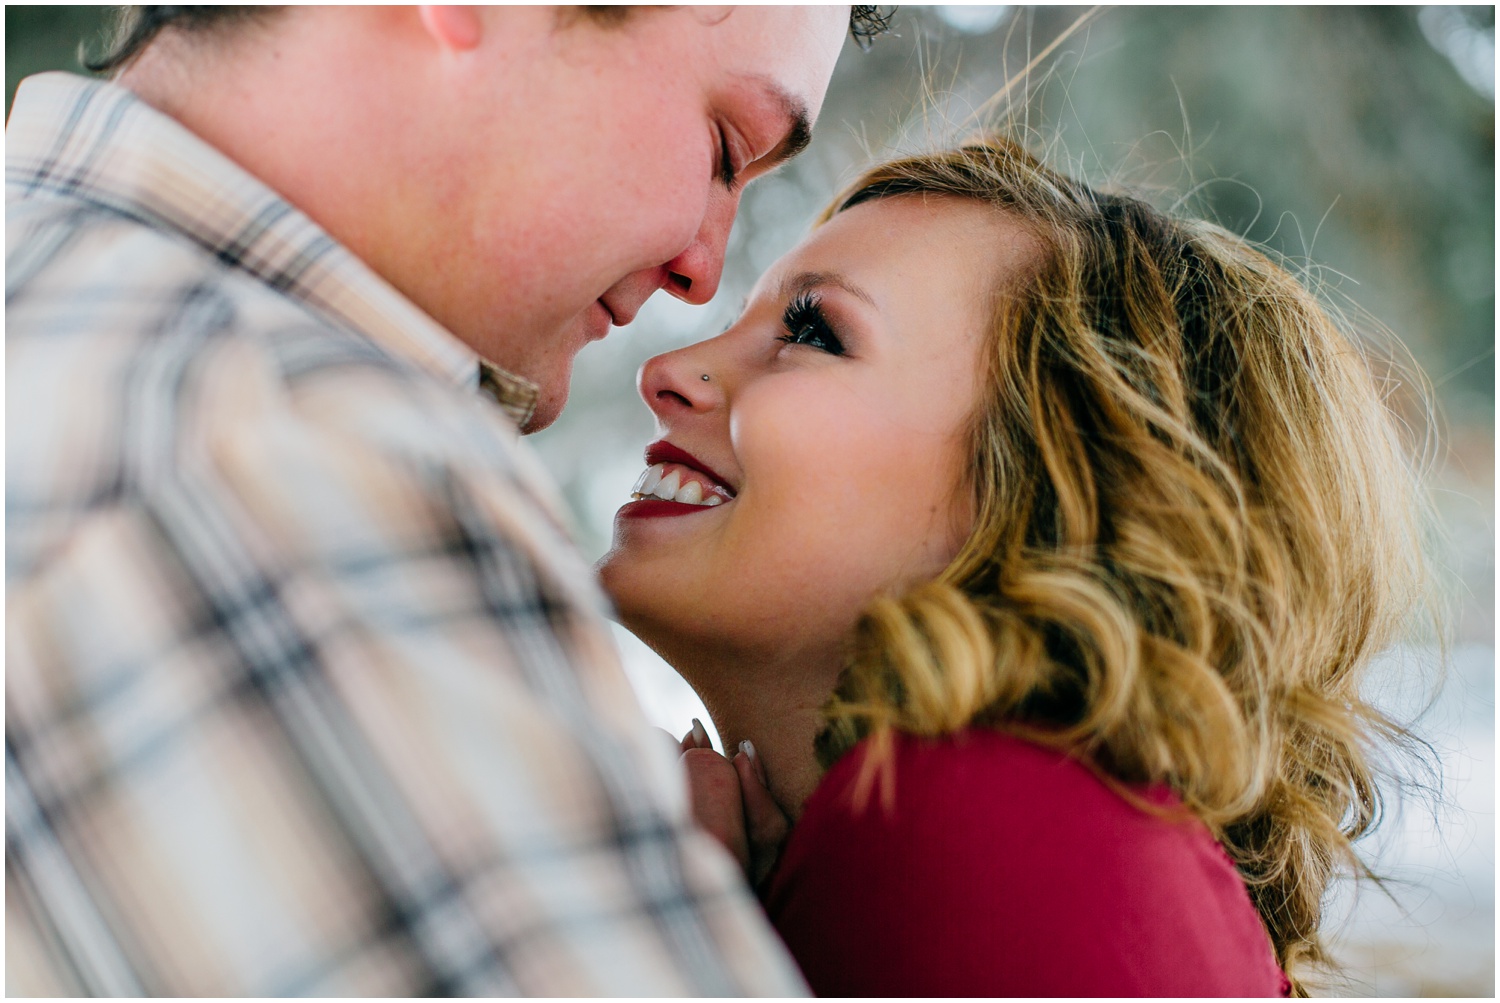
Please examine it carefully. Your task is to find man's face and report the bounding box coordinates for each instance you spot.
[377,6,848,430]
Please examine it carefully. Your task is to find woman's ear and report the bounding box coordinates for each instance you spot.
[418,6,482,52]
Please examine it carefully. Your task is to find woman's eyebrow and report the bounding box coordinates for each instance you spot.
[779,271,877,308]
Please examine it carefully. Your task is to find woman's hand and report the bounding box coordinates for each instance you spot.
[677,720,791,890]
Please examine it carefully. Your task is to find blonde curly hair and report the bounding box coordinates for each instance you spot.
[813,137,1438,994]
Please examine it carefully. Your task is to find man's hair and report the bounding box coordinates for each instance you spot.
[85,5,895,75]
[83,6,273,74]
[849,6,895,51]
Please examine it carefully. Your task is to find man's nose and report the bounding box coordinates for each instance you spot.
[662,187,738,306]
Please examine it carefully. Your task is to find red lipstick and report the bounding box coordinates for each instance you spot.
[617,498,716,519]
[617,440,736,520]
[644,441,735,495]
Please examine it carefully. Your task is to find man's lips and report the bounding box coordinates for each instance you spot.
[644,441,735,494]
[600,291,644,328]
[586,300,613,343]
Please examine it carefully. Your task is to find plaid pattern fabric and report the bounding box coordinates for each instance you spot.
[6,72,806,997]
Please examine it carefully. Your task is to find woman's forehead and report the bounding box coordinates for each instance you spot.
[754,196,1035,309]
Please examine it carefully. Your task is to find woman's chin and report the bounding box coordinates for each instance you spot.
[597,545,695,637]
[595,545,637,615]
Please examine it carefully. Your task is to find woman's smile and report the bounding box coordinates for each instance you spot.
[620,440,738,518]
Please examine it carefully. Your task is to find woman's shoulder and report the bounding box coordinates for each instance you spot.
[780,728,1228,912]
[807,728,1195,849]
[766,728,1289,997]
[818,726,1152,810]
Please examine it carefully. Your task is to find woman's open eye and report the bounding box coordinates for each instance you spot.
[778,292,845,356]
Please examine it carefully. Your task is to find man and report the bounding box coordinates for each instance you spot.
[6,6,869,994]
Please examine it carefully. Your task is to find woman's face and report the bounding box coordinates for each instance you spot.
[598,195,1035,667]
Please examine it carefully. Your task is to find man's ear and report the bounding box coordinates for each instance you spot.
[418,6,482,52]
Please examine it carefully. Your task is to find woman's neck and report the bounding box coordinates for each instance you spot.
[688,649,845,821]
[708,694,827,821]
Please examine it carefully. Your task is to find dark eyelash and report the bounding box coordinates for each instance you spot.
[717,126,738,189]
[778,292,846,356]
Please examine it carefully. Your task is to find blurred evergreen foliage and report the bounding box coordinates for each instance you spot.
[769,6,1496,425]
[6,5,113,108]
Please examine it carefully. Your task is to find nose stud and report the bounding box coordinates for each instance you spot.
[700,374,711,382]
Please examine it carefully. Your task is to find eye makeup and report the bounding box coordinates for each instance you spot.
[778,291,845,355]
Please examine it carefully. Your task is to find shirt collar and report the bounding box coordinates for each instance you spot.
[6,72,539,429]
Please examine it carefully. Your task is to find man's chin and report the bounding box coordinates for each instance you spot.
[519,383,569,434]
[501,332,583,433]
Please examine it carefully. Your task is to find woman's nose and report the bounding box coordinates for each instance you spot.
[638,340,726,421]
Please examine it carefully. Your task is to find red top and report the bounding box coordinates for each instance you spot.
[764,730,1290,997]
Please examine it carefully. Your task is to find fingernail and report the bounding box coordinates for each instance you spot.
[691,718,710,750]
[739,739,768,784]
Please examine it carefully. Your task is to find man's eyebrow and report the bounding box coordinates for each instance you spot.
[780,271,876,308]
[743,74,812,168]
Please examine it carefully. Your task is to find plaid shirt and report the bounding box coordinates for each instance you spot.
[6,72,806,997]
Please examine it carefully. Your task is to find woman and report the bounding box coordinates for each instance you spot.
[598,137,1433,996]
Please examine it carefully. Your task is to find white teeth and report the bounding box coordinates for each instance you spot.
[653,469,681,501]
[628,461,732,508]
